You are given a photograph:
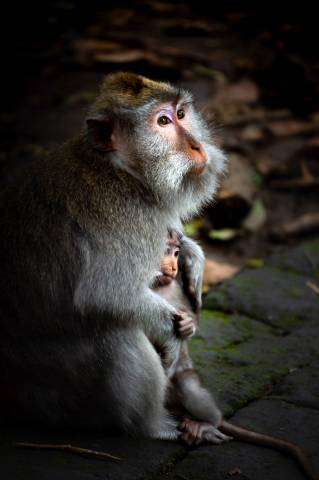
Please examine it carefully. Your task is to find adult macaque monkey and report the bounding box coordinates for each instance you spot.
[0,73,226,441]
[154,231,319,480]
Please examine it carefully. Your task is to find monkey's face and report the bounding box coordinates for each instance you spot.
[151,103,208,176]
[133,98,226,207]
[160,247,179,279]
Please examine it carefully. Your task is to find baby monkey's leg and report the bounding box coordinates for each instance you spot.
[166,344,232,445]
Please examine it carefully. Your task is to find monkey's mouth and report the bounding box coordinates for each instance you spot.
[159,273,176,285]
[189,160,207,176]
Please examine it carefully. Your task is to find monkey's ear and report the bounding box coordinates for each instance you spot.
[86,111,116,152]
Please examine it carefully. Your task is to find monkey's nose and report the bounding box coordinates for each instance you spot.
[187,139,207,173]
[190,141,201,152]
[190,151,207,174]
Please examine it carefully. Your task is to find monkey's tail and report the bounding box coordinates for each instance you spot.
[220,420,319,480]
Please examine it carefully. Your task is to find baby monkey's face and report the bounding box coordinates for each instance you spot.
[160,232,181,280]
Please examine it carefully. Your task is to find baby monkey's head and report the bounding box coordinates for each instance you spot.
[160,230,183,280]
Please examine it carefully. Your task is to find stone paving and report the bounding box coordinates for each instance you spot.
[1,239,319,480]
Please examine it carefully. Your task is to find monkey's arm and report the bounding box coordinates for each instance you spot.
[178,235,205,317]
[73,250,179,347]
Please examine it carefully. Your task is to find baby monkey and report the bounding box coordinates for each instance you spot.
[153,230,197,340]
[153,231,318,480]
[153,230,228,444]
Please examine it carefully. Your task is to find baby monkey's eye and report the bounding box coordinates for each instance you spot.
[177,109,185,120]
[174,250,179,257]
[158,115,171,126]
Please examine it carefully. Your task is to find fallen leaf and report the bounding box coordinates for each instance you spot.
[219,154,258,204]
[208,228,240,241]
[246,258,264,268]
[204,259,240,287]
[243,198,267,232]
[209,78,259,118]
[239,124,265,142]
[306,281,319,295]
[209,154,257,229]
[266,119,319,137]
[270,213,319,239]
[72,38,123,52]
[184,218,205,237]
[94,49,175,68]
[227,467,242,476]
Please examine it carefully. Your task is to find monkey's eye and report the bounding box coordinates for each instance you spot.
[177,109,185,120]
[158,115,171,126]
[174,250,179,257]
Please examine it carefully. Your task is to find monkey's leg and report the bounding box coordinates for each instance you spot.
[165,383,231,446]
[103,328,180,441]
[173,344,222,427]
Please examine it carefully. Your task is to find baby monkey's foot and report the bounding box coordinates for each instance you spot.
[180,418,233,446]
[174,311,196,339]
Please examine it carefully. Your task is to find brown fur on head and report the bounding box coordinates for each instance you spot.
[90,72,187,112]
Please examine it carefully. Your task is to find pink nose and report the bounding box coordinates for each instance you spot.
[184,131,207,174]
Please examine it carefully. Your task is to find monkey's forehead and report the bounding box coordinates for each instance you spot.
[95,72,192,109]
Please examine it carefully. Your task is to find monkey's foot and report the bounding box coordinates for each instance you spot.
[174,311,196,339]
[179,418,233,446]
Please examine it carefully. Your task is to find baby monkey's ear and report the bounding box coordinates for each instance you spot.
[86,110,116,152]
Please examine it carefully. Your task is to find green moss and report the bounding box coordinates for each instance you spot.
[189,337,211,353]
[286,286,303,298]
[200,309,231,322]
[232,275,256,290]
[303,239,319,254]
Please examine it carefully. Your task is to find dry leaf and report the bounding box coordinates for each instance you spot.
[203,259,240,287]
[243,198,267,232]
[267,119,319,137]
[228,467,242,476]
[208,229,240,241]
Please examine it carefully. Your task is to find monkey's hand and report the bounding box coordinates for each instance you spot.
[178,236,205,316]
[174,310,196,339]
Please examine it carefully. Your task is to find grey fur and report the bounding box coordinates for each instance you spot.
[0,74,226,439]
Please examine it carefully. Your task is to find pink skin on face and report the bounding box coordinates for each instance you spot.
[151,104,208,174]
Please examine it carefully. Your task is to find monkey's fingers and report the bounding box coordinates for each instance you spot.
[180,431,197,446]
[203,427,233,444]
[173,311,185,322]
[178,325,195,339]
[180,424,202,446]
[179,418,198,433]
[177,318,196,338]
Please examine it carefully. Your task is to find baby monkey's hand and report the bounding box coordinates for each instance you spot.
[174,310,196,339]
